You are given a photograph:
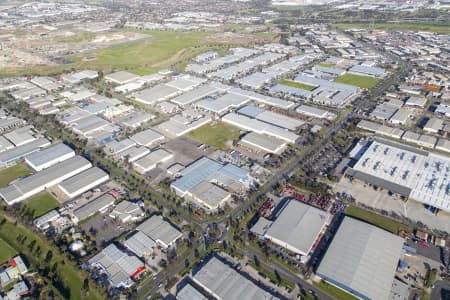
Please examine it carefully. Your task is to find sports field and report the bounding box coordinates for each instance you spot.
[187,122,241,150]
[333,23,450,34]
[0,163,30,188]
[23,192,61,218]
[0,238,17,263]
[334,73,380,89]
[280,80,316,91]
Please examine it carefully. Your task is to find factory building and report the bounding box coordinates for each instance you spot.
[0,156,92,205]
[251,200,330,257]
[25,143,75,171]
[347,139,450,212]
[136,215,183,250]
[316,217,404,300]
[57,167,109,198]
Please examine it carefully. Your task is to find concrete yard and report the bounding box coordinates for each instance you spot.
[334,178,450,232]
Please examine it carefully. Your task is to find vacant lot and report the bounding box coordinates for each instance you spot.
[333,23,450,34]
[280,80,316,91]
[187,122,241,150]
[0,163,30,188]
[345,205,412,234]
[23,192,61,218]
[73,30,209,75]
[334,73,380,89]
[0,238,17,263]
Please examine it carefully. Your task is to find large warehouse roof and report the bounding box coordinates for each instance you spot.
[58,167,109,198]
[263,200,330,256]
[25,143,74,171]
[73,193,115,223]
[0,156,91,205]
[136,215,182,248]
[353,139,450,212]
[0,137,50,165]
[192,256,277,300]
[316,217,404,300]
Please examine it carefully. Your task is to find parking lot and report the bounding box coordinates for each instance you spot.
[164,136,215,166]
[79,209,135,247]
[333,178,450,232]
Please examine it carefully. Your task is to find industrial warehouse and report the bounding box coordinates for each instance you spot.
[189,256,279,300]
[316,217,404,300]
[347,139,450,212]
[251,199,330,258]
[0,156,92,205]
[171,157,253,211]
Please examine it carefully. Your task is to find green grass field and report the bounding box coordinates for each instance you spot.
[23,192,61,218]
[280,80,317,91]
[72,30,209,75]
[314,280,359,300]
[334,73,380,89]
[316,62,335,67]
[187,122,241,150]
[0,163,30,188]
[333,23,450,34]
[0,212,101,300]
[345,205,412,234]
[0,238,17,263]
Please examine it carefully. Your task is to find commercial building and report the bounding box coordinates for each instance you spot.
[0,137,50,166]
[190,181,231,211]
[124,231,156,258]
[176,283,208,300]
[238,105,305,131]
[130,129,164,147]
[348,139,450,212]
[170,84,225,107]
[88,244,145,288]
[295,104,337,120]
[222,113,298,143]
[104,138,136,156]
[133,84,180,105]
[136,215,182,249]
[316,217,404,300]
[171,157,252,209]
[25,143,75,171]
[133,149,174,174]
[196,93,250,116]
[158,114,211,137]
[105,71,140,85]
[109,201,144,223]
[72,193,115,224]
[251,200,330,256]
[240,132,287,154]
[0,156,92,205]
[423,117,444,133]
[192,256,278,300]
[4,126,37,147]
[58,167,109,198]
[119,146,151,163]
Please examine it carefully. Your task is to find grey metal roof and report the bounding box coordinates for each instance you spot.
[193,256,278,300]
[170,84,219,106]
[130,129,164,147]
[136,215,182,247]
[73,193,115,222]
[190,181,230,209]
[134,84,179,104]
[58,167,108,197]
[0,137,50,164]
[124,231,156,257]
[25,143,74,169]
[105,71,139,84]
[316,217,404,300]
[241,132,285,153]
[265,200,330,255]
[0,156,91,204]
[177,283,208,300]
